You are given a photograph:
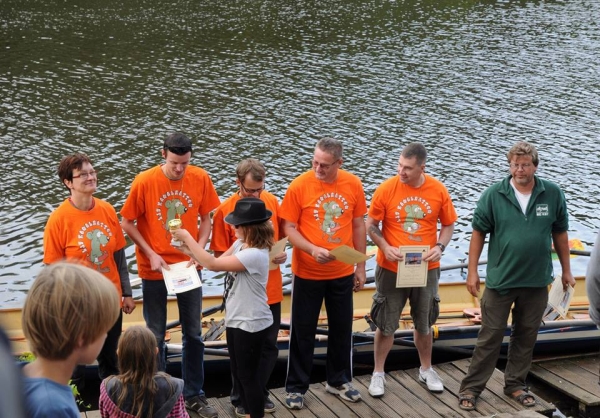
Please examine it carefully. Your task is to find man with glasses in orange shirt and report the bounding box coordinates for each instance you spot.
[280,137,367,409]
[458,141,575,411]
[209,158,287,417]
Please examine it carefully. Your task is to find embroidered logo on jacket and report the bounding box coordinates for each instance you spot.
[536,204,549,217]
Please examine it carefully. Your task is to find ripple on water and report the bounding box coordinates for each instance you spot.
[1,0,600,307]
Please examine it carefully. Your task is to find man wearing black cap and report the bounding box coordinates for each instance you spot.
[121,132,221,418]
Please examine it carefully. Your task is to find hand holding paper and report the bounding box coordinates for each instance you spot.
[329,245,370,265]
[161,261,202,294]
[269,237,288,270]
[548,275,574,318]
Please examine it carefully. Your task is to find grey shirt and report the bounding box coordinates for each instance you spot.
[225,240,273,333]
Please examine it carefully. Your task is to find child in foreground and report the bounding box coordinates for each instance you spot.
[21,262,121,418]
[171,197,274,418]
[99,325,189,418]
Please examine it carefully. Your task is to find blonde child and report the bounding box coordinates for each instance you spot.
[171,197,274,418]
[21,262,120,418]
[99,325,189,418]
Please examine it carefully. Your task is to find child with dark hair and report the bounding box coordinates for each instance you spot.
[171,197,274,418]
[99,326,188,418]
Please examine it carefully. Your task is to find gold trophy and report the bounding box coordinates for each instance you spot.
[168,218,183,247]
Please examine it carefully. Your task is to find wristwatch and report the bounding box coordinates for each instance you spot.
[435,242,446,252]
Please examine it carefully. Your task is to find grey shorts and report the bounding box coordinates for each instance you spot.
[370,266,440,336]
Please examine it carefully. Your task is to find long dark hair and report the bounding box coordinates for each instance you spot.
[108,326,172,418]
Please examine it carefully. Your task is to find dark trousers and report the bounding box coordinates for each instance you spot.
[97,310,123,379]
[72,310,123,384]
[231,303,281,407]
[227,326,270,418]
[285,274,354,394]
[460,287,548,396]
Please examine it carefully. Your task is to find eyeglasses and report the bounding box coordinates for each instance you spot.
[240,183,265,194]
[509,163,533,170]
[72,170,97,179]
[312,159,339,170]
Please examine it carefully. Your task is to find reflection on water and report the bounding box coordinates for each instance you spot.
[1,0,600,307]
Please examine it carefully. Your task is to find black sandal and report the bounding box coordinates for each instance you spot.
[510,391,536,407]
[458,393,477,411]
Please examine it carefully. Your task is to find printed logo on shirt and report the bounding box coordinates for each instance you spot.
[395,196,432,242]
[156,190,193,232]
[314,192,349,243]
[77,221,114,273]
[536,204,549,217]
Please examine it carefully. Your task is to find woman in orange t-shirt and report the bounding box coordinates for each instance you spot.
[43,152,135,379]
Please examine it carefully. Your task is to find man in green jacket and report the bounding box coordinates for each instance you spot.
[458,141,575,411]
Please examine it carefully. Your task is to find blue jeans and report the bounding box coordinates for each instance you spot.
[142,276,205,399]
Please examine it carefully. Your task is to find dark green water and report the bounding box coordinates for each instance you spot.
[2,0,600,306]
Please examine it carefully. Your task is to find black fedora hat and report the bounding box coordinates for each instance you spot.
[225,197,272,227]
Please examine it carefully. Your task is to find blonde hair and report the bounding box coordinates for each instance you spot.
[22,262,120,360]
[108,325,171,418]
[507,141,539,167]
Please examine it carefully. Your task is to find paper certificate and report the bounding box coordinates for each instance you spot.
[330,245,371,265]
[269,237,288,270]
[162,261,202,294]
[547,275,574,318]
[396,246,429,288]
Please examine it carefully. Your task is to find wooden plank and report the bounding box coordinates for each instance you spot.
[529,363,600,406]
[567,354,599,376]
[388,368,473,417]
[306,384,361,417]
[214,396,234,416]
[195,357,557,417]
[536,358,600,398]
[354,372,435,418]
[441,359,554,416]
[437,362,513,416]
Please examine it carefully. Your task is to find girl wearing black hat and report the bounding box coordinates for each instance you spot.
[170,197,274,418]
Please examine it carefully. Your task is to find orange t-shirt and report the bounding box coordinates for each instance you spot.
[280,169,367,280]
[120,165,221,280]
[43,198,127,294]
[368,174,457,272]
[210,191,284,305]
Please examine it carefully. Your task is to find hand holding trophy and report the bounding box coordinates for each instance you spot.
[168,218,183,247]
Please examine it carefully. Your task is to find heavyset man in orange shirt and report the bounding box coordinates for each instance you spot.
[365,142,457,398]
[209,158,287,417]
[280,137,367,410]
[120,133,221,418]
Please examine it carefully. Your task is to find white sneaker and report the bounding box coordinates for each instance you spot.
[368,374,386,397]
[419,368,444,393]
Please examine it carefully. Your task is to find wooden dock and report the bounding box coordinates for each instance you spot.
[530,352,600,418]
[81,358,555,417]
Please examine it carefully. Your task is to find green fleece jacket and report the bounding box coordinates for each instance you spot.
[472,175,568,291]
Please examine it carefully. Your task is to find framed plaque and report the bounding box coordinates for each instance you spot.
[396,246,429,288]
